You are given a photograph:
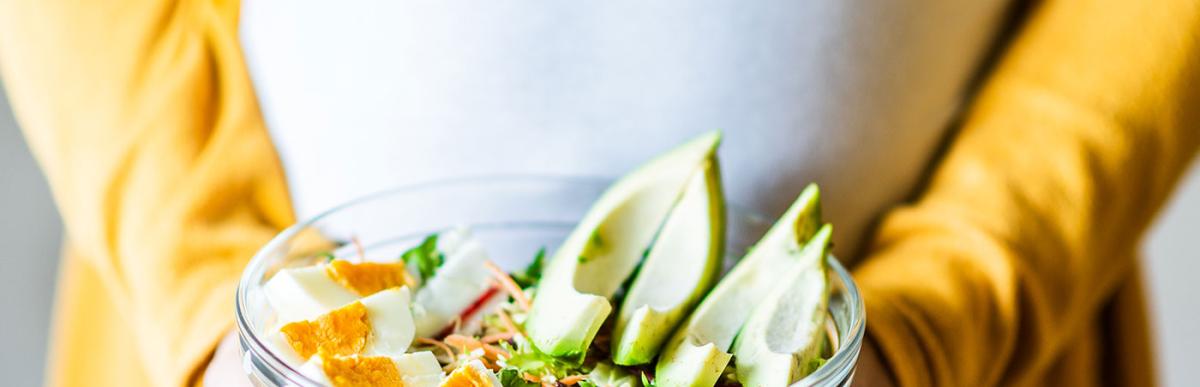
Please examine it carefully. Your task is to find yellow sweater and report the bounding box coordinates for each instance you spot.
[0,0,1196,386]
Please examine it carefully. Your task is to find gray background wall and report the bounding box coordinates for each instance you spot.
[0,84,61,387]
[0,86,1196,386]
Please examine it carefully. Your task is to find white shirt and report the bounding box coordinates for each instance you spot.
[240,0,1009,259]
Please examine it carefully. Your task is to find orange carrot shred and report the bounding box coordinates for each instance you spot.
[481,332,515,343]
[560,375,587,385]
[400,269,418,289]
[482,357,503,371]
[444,334,483,353]
[483,260,532,310]
[416,337,455,363]
[523,373,541,383]
[481,343,508,360]
[496,308,523,336]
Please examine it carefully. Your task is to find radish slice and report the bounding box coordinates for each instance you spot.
[412,228,495,338]
[435,286,503,338]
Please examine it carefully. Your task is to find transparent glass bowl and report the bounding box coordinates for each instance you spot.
[236,176,865,386]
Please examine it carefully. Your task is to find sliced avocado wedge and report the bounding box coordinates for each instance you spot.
[654,184,822,387]
[611,158,725,366]
[733,224,832,386]
[525,132,722,358]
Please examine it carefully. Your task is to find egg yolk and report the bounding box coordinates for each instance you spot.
[327,259,415,296]
[280,301,371,360]
[441,363,495,387]
[322,355,404,387]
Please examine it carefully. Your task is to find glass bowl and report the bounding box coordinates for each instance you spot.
[235,175,865,386]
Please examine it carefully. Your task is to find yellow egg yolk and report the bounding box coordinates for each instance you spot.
[327,259,415,296]
[280,301,371,360]
[322,355,404,387]
[441,363,495,387]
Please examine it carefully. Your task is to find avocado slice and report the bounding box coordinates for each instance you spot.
[733,224,832,386]
[654,184,822,387]
[524,132,722,358]
[610,157,725,365]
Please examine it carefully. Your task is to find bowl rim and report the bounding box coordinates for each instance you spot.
[235,174,865,386]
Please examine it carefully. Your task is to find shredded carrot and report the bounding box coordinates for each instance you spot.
[481,332,515,343]
[483,260,532,310]
[402,270,418,289]
[351,236,366,262]
[416,337,456,363]
[479,357,502,371]
[523,373,541,383]
[481,343,508,360]
[496,308,523,336]
[455,335,509,359]
[444,334,483,352]
[442,334,471,345]
[560,375,587,385]
[440,355,465,372]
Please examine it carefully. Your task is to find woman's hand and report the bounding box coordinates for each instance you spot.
[203,331,254,387]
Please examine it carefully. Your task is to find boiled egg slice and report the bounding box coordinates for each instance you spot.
[264,265,359,323]
[441,359,501,387]
[299,351,444,387]
[279,287,416,360]
[393,351,447,387]
[265,259,414,323]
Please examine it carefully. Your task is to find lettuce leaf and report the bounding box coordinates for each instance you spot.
[401,234,444,283]
[498,368,540,387]
[511,247,546,289]
[501,336,585,378]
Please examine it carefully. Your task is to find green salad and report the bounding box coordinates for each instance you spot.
[261,132,835,387]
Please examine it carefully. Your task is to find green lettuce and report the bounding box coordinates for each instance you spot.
[400,234,444,283]
[511,247,546,289]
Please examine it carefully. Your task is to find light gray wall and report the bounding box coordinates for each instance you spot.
[0,84,62,387]
[1145,161,1200,387]
[0,87,1196,385]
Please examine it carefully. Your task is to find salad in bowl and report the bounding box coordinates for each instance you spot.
[236,133,864,387]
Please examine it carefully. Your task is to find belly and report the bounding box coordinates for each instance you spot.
[239,0,1008,259]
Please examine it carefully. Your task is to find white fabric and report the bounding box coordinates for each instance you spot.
[240,0,1009,258]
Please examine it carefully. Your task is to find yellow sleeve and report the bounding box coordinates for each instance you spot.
[853,0,1200,385]
[0,1,294,386]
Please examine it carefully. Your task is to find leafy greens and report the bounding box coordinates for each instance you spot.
[400,234,444,283]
